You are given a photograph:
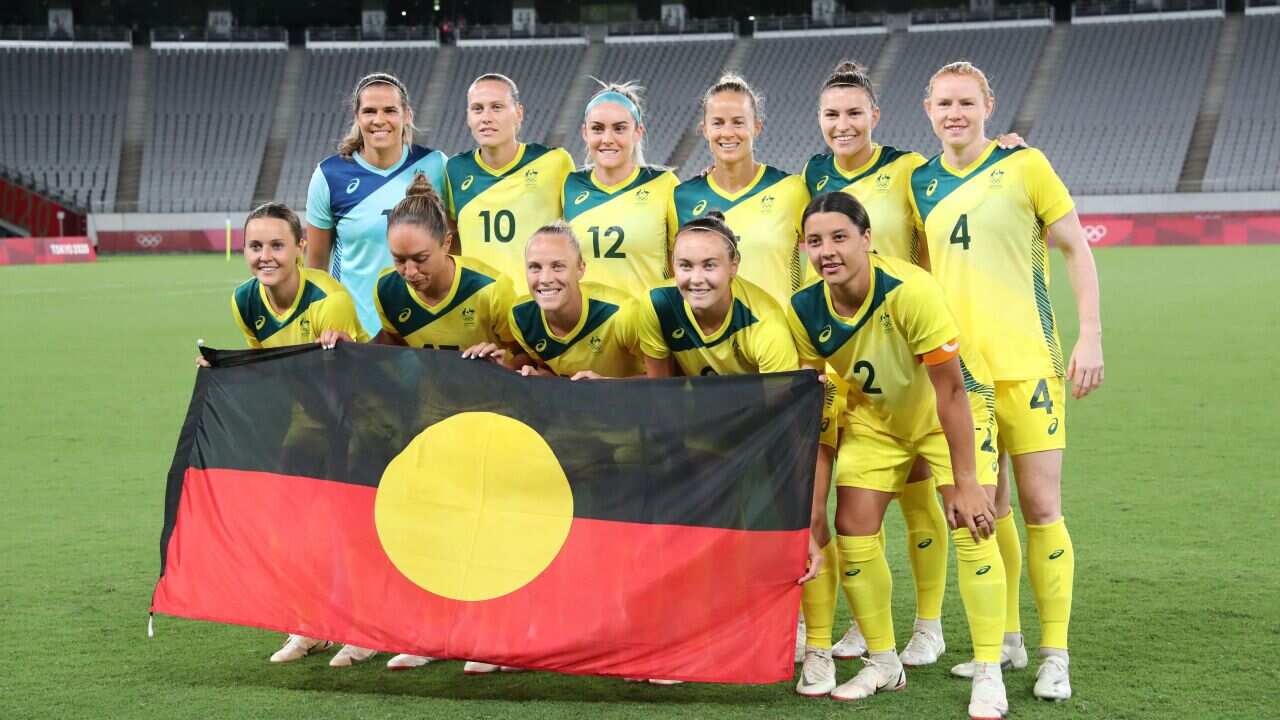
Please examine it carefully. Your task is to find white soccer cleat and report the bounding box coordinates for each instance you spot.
[328,644,376,667]
[795,615,807,663]
[463,661,500,674]
[830,652,906,702]
[1033,655,1072,701]
[386,654,434,671]
[270,634,331,663]
[951,634,1028,678]
[795,646,836,697]
[647,679,684,685]
[968,662,1009,719]
[832,622,868,660]
[900,620,945,667]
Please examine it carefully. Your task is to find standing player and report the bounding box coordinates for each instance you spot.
[305,72,448,339]
[444,73,574,283]
[562,81,679,299]
[508,222,644,379]
[789,192,1008,719]
[911,61,1104,700]
[217,202,368,665]
[670,74,810,308]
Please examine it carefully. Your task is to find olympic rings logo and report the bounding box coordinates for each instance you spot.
[135,234,162,248]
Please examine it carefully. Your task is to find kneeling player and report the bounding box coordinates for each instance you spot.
[788,192,1008,719]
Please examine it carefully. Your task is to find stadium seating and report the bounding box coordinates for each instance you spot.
[432,43,586,156]
[275,47,438,210]
[1203,14,1280,192]
[1030,18,1219,194]
[139,49,286,212]
[572,39,734,169]
[0,47,129,211]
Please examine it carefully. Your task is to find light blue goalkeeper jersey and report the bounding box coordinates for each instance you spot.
[306,144,448,336]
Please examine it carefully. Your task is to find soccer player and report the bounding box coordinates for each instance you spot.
[444,73,574,283]
[670,74,810,308]
[911,61,1103,701]
[788,192,1008,719]
[508,221,644,379]
[215,201,368,666]
[562,81,679,299]
[304,72,448,339]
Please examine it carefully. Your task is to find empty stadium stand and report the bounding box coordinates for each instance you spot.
[0,47,130,211]
[1203,13,1280,192]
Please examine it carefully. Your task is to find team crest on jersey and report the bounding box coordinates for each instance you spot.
[876,173,891,191]
[299,318,312,340]
[574,190,590,205]
[535,338,548,353]
[397,308,412,323]
[635,189,650,202]
[589,336,603,353]
[524,169,539,187]
[254,316,266,330]
[926,178,938,197]
[816,176,829,191]
[692,200,707,215]
[461,307,477,326]
[346,178,360,194]
[990,169,1005,188]
[879,312,893,332]
[760,195,775,214]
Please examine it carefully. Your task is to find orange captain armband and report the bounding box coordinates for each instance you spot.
[920,338,960,366]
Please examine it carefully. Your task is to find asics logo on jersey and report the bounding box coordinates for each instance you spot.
[346,178,360,194]
[460,175,474,191]
[845,569,860,577]
[692,200,707,215]
[818,325,833,343]
[1049,549,1065,560]
[535,339,548,353]
[397,308,412,323]
[926,178,938,196]
[254,316,266,330]
[816,176,829,191]
[574,190,590,205]
[976,565,992,576]
[917,538,933,549]
[1048,418,1060,435]
[671,328,686,339]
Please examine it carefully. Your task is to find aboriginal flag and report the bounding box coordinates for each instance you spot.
[151,343,820,684]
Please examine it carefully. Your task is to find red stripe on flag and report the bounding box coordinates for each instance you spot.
[152,468,806,684]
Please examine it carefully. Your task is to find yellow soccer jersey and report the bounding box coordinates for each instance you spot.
[563,166,679,299]
[803,145,927,263]
[373,256,514,349]
[820,373,851,450]
[670,165,809,307]
[636,275,799,377]
[444,143,574,283]
[788,253,994,442]
[232,267,369,348]
[909,143,1075,381]
[509,281,644,378]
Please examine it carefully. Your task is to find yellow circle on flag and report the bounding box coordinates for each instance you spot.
[374,412,573,601]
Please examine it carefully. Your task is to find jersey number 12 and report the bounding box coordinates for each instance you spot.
[588,226,626,258]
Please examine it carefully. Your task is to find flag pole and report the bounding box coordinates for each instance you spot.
[225,218,232,261]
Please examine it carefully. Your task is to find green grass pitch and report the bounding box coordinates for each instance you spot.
[1,247,1276,719]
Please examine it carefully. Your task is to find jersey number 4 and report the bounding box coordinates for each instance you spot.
[949,214,971,250]
[479,209,516,243]
[587,226,626,258]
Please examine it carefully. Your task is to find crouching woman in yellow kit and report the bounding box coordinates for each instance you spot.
[217,202,370,665]
[787,192,1008,719]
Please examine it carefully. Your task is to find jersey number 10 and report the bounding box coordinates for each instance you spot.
[479,209,516,243]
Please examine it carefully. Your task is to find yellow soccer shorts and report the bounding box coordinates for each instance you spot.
[836,417,999,493]
[994,376,1067,456]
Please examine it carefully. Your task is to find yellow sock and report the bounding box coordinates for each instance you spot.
[900,478,948,620]
[837,534,895,653]
[995,512,1023,634]
[1027,517,1074,649]
[952,528,1007,664]
[801,540,839,649]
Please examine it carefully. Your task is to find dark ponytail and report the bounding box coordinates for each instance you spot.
[675,210,740,261]
[803,192,872,235]
[820,60,878,108]
[387,173,450,245]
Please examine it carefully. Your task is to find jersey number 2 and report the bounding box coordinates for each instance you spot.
[479,209,516,243]
[950,214,971,250]
[588,226,626,258]
[853,360,882,395]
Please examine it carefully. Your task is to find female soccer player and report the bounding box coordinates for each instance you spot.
[562,81,679,299]
[669,74,810,308]
[911,61,1103,701]
[305,72,448,339]
[508,221,644,379]
[788,192,1008,719]
[217,202,369,666]
[443,73,574,283]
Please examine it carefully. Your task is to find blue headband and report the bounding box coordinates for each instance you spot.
[584,91,642,125]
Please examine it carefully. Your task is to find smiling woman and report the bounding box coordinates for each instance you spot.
[303,72,449,339]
